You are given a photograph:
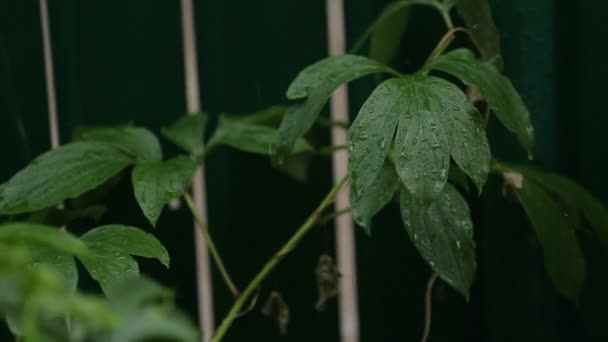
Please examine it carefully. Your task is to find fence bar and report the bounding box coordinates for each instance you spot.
[325,1,360,342]
[39,0,60,149]
[180,0,215,339]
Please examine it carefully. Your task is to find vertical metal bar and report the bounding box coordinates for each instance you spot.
[39,0,60,149]
[180,0,215,339]
[325,1,360,342]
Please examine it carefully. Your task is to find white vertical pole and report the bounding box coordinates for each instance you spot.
[325,1,360,342]
[180,0,215,340]
[39,0,60,149]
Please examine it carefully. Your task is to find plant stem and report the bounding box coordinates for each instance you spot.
[439,7,454,30]
[315,144,347,156]
[423,27,469,66]
[420,273,438,342]
[317,207,352,225]
[211,177,348,342]
[183,192,240,298]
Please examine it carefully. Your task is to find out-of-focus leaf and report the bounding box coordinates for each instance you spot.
[276,55,397,157]
[499,162,608,248]
[454,0,503,69]
[400,184,476,299]
[351,161,399,234]
[351,0,438,54]
[161,113,208,156]
[31,246,78,292]
[0,223,88,257]
[108,309,200,342]
[105,276,173,309]
[232,106,287,125]
[73,126,162,163]
[512,178,586,304]
[273,153,312,183]
[211,116,313,155]
[369,5,409,65]
[0,142,132,215]
[132,156,197,227]
[429,49,534,156]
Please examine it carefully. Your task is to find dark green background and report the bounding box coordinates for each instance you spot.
[1,0,607,341]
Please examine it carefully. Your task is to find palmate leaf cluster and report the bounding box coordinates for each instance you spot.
[273,0,608,302]
[0,102,313,340]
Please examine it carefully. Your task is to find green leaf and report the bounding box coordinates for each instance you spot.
[0,223,88,257]
[0,142,133,215]
[81,225,169,267]
[276,55,397,156]
[512,178,586,304]
[273,153,312,183]
[105,275,173,309]
[351,0,439,56]
[391,75,490,201]
[105,276,200,342]
[132,156,197,227]
[348,78,402,199]
[210,115,313,155]
[161,113,208,156]
[429,49,534,156]
[500,163,608,247]
[351,161,399,234]
[108,309,200,342]
[369,3,409,65]
[400,184,476,299]
[80,225,169,293]
[454,0,502,68]
[80,250,139,294]
[231,106,287,125]
[31,246,78,292]
[73,126,162,163]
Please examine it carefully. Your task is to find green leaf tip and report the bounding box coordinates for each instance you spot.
[400,184,476,299]
[132,156,197,227]
[276,54,397,157]
[429,48,534,156]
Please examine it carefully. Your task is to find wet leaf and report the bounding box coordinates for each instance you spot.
[392,75,489,200]
[400,184,476,298]
[79,225,169,293]
[429,49,534,156]
[348,78,403,200]
[0,142,132,215]
[132,156,197,227]
[276,55,397,156]
[73,126,162,163]
[350,161,399,234]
